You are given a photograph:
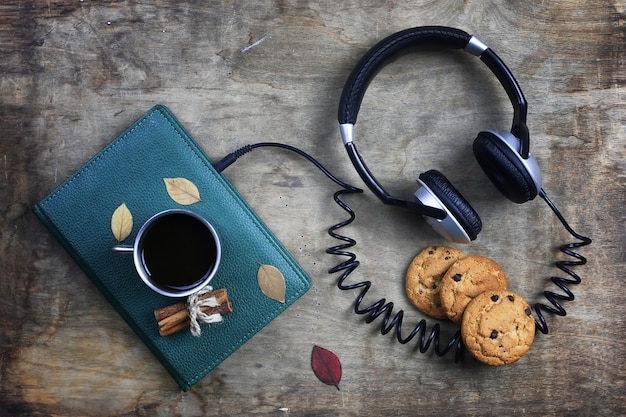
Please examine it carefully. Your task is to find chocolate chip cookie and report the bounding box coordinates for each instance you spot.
[461,290,536,365]
[440,255,508,323]
[405,246,467,319]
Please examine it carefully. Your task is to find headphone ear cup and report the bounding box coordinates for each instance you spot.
[473,131,540,203]
[418,170,482,241]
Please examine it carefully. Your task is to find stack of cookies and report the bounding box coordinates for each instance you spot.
[405,246,535,365]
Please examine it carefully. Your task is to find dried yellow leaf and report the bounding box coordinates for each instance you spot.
[164,177,201,205]
[111,203,133,243]
[257,264,286,303]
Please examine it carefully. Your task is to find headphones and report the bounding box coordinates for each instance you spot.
[338,26,543,243]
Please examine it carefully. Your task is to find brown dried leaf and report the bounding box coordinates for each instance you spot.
[111,203,133,243]
[257,264,286,303]
[164,177,201,205]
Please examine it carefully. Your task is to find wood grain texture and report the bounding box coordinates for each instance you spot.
[1,1,624,416]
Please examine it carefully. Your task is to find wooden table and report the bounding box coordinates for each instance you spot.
[2,1,624,415]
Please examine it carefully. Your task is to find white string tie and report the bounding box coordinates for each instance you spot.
[186,286,223,337]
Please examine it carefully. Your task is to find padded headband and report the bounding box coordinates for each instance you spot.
[338,26,530,218]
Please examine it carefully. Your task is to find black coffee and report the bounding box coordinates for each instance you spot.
[140,213,217,290]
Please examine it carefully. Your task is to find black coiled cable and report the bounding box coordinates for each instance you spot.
[216,143,464,359]
[215,143,591,360]
[534,189,592,333]
[326,188,465,361]
[326,187,592,357]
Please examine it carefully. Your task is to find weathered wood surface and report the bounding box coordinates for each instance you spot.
[1,1,624,416]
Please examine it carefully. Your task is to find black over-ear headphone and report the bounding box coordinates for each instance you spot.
[338,26,542,243]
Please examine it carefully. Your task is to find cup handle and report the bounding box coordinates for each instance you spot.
[112,245,134,253]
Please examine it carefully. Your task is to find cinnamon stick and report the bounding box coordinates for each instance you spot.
[154,288,232,337]
[154,288,228,321]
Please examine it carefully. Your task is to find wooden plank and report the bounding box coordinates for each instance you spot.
[1,1,624,415]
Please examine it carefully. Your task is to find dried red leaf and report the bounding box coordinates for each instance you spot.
[311,345,342,390]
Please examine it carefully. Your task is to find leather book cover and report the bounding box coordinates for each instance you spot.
[33,105,311,391]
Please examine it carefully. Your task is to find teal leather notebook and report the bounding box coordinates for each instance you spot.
[33,105,311,391]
